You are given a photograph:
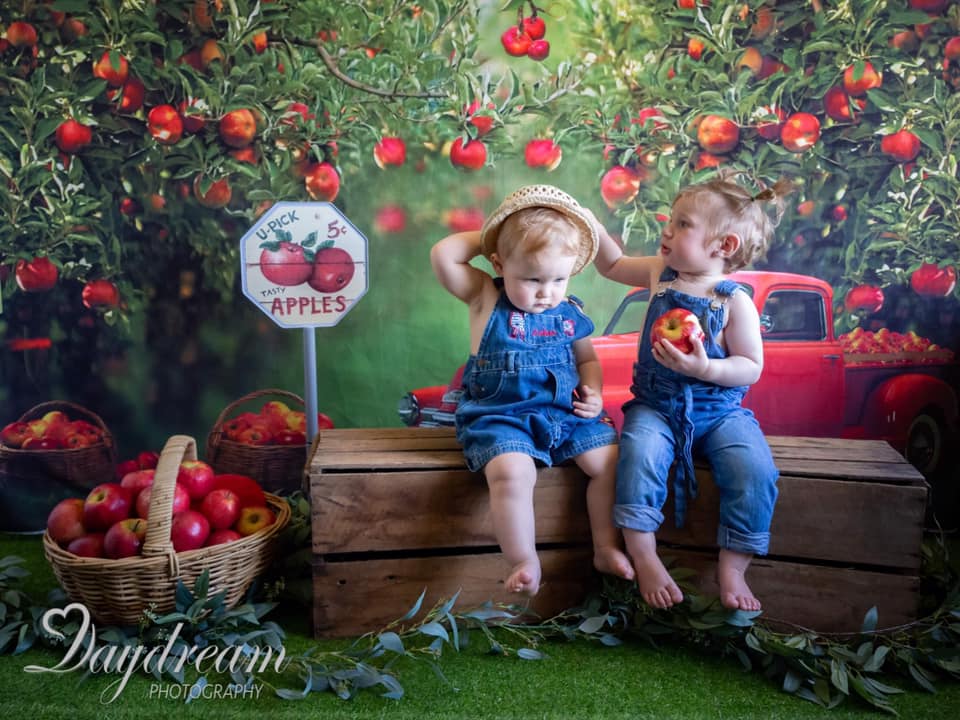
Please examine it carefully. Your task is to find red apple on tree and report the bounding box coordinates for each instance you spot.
[309,245,355,293]
[147,104,184,145]
[527,39,550,61]
[92,50,129,86]
[843,61,882,96]
[880,130,921,163]
[46,498,87,546]
[304,162,340,201]
[822,85,865,122]
[235,505,276,536]
[373,137,407,168]
[522,15,546,40]
[374,204,407,234]
[600,165,642,208]
[910,263,957,297]
[15,257,59,292]
[218,108,257,148]
[697,115,740,154]
[193,176,232,208]
[55,119,92,154]
[449,137,487,170]
[5,21,38,48]
[82,483,134,531]
[500,26,532,57]
[844,285,884,313]
[170,510,211,552]
[81,279,120,308]
[754,105,786,140]
[104,518,148,558]
[66,533,105,558]
[177,460,216,500]
[649,308,705,354]
[524,140,562,170]
[108,76,145,113]
[259,241,313,286]
[780,112,820,152]
[199,488,241,530]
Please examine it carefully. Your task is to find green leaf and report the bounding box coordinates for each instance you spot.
[782,670,802,693]
[578,615,608,634]
[398,589,426,621]
[419,622,449,642]
[517,647,545,660]
[377,631,405,654]
[830,659,849,695]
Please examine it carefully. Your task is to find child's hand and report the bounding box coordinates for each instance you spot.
[572,384,603,418]
[651,335,711,380]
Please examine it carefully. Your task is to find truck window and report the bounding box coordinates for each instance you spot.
[759,290,827,341]
[603,290,650,335]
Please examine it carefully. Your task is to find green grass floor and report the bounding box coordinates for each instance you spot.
[2,532,959,720]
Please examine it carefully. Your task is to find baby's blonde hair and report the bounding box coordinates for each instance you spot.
[496,207,580,261]
[676,172,791,271]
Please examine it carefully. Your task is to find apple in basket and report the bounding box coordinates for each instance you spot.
[199,488,241,530]
[104,518,148,559]
[177,459,216,500]
[46,498,87,546]
[67,532,106,558]
[120,468,155,494]
[206,529,243,547]
[0,421,33,448]
[82,483,134,531]
[212,474,267,508]
[170,510,211,552]
[235,505,276,536]
[135,482,190,519]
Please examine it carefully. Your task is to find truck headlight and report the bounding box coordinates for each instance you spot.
[397,393,420,426]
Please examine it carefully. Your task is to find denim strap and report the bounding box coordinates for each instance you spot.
[670,382,697,529]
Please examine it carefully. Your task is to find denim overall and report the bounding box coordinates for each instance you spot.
[455,279,617,472]
[613,269,778,555]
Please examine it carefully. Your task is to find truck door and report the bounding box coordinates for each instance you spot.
[746,287,845,437]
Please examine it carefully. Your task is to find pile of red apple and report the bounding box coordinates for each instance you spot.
[46,459,277,559]
[839,327,952,357]
[0,410,105,450]
[221,400,334,446]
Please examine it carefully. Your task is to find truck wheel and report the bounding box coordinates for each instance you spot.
[905,412,943,475]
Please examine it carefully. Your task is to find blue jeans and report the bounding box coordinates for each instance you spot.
[613,401,778,555]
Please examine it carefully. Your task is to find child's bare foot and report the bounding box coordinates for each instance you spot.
[625,531,683,609]
[593,546,635,582]
[505,559,541,596]
[718,549,760,611]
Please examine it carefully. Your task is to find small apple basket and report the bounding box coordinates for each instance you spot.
[0,400,118,532]
[43,435,289,626]
[205,388,309,494]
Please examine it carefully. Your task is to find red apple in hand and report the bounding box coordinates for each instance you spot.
[47,498,87,545]
[104,518,148,559]
[650,308,705,354]
[177,460,216,500]
[135,482,190,519]
[170,510,211,552]
[235,505,276,536]
[199,488,241,530]
[66,532,105,558]
[83,483,133,531]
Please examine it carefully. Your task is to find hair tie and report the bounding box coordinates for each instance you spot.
[752,188,775,202]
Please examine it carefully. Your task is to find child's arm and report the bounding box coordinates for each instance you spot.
[653,291,764,387]
[429,231,489,306]
[591,214,663,289]
[572,337,604,418]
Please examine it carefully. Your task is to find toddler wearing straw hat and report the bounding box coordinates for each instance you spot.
[430,185,634,596]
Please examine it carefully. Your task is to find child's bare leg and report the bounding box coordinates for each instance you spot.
[484,453,541,596]
[575,446,634,581]
[623,529,683,609]
[717,549,760,611]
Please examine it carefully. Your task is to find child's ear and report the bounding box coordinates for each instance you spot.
[490,253,504,274]
[716,233,741,259]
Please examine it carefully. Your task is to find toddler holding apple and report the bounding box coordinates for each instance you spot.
[430,185,633,596]
[593,173,787,612]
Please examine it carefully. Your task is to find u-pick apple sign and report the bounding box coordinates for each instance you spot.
[240,202,368,328]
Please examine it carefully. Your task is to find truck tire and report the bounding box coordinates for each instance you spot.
[905,411,943,476]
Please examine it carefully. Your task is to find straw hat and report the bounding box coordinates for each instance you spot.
[479,185,599,275]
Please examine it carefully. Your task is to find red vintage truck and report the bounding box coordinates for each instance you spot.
[398,271,959,476]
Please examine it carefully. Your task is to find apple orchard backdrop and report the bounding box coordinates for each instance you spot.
[1,1,959,513]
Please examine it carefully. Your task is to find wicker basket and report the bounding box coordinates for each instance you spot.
[43,434,290,625]
[205,388,308,494]
[0,400,117,532]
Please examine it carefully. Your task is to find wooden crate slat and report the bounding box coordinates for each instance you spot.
[765,439,911,466]
[313,548,595,638]
[771,457,923,483]
[311,467,590,554]
[314,427,461,452]
[657,472,926,570]
[666,549,919,634]
[765,435,900,455]
[311,449,467,472]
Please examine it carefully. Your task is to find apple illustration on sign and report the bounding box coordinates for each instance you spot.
[259,240,312,286]
[650,309,705,354]
[309,244,355,293]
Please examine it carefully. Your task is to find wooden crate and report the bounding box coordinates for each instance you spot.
[309,428,927,637]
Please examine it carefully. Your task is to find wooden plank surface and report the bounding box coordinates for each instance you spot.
[312,547,919,638]
[764,436,914,465]
[311,464,926,569]
[311,466,590,554]
[313,547,595,638]
[665,548,919,634]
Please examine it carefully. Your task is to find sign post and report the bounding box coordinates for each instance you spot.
[239,202,368,444]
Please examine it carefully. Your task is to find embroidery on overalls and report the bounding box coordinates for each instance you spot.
[509,311,525,339]
[563,319,575,337]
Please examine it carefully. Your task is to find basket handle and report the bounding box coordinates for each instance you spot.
[141,435,197,575]
[16,400,111,434]
[209,388,305,435]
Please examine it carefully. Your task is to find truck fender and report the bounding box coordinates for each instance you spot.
[861,373,959,448]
